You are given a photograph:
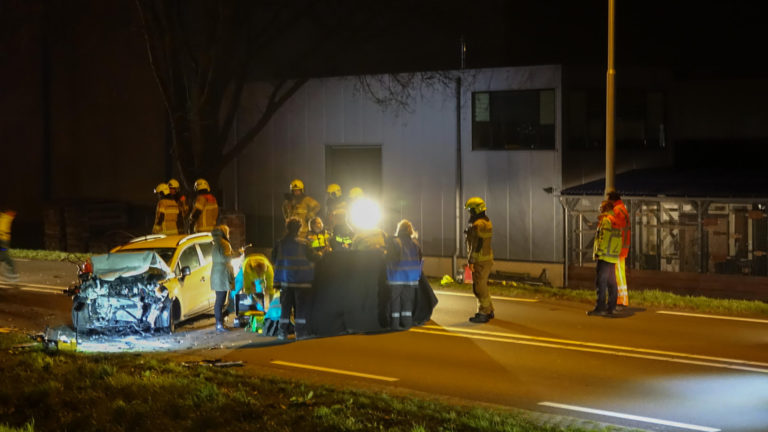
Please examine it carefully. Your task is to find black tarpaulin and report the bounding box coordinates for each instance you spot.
[302,250,438,339]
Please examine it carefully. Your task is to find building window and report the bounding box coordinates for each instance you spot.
[472,89,556,150]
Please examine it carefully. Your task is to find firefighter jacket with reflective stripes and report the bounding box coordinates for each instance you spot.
[306,229,330,252]
[0,211,14,246]
[466,214,493,263]
[386,236,423,284]
[192,193,218,232]
[242,253,274,296]
[593,211,622,264]
[282,194,320,237]
[611,199,631,259]
[272,237,315,287]
[153,198,180,235]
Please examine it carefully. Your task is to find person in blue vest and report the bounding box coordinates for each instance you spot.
[271,217,320,340]
[385,219,423,330]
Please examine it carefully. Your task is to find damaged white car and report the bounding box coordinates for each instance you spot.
[71,233,218,334]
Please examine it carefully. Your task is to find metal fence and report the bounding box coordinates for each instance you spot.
[563,196,768,276]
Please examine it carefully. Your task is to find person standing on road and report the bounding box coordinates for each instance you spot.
[272,217,319,340]
[168,178,189,233]
[306,217,331,256]
[0,209,18,281]
[385,219,423,330]
[189,178,219,233]
[465,197,494,323]
[152,183,181,235]
[211,225,236,332]
[608,190,630,309]
[588,200,622,316]
[282,179,320,238]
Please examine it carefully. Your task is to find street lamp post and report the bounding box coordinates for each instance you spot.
[605,0,616,194]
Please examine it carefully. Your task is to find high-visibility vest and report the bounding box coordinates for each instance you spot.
[386,237,422,284]
[307,230,330,251]
[193,193,218,232]
[153,198,180,235]
[466,216,493,263]
[593,212,622,263]
[242,254,274,296]
[273,238,314,288]
[333,233,352,249]
[612,200,631,259]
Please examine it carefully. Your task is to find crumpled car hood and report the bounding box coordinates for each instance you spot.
[91,251,172,281]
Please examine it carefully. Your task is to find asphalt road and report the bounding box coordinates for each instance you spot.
[2,258,767,431]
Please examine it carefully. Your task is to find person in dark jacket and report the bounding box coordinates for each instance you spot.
[385,219,423,330]
[272,217,320,340]
[211,225,237,332]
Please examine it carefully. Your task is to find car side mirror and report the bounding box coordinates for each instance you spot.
[180,266,191,280]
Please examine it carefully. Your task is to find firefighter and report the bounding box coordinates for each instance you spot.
[465,197,494,323]
[325,183,347,227]
[281,179,320,238]
[272,217,320,340]
[306,216,331,255]
[608,190,630,309]
[211,224,236,332]
[0,209,18,281]
[167,178,189,233]
[588,201,622,316]
[385,219,423,330]
[189,178,219,233]
[152,183,180,235]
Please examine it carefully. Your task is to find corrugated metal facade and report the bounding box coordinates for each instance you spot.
[222,65,563,263]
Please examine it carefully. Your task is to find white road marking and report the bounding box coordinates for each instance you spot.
[657,310,768,324]
[0,282,67,294]
[538,402,720,432]
[412,325,768,374]
[271,360,399,382]
[434,290,538,302]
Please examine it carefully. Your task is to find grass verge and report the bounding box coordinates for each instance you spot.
[0,333,627,432]
[9,249,91,262]
[431,279,768,318]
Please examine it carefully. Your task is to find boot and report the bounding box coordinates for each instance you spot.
[469,312,492,323]
[216,323,229,333]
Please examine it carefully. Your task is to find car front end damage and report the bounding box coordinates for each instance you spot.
[71,251,175,334]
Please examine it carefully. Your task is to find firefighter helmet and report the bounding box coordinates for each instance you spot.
[464,197,486,213]
[290,179,304,191]
[168,178,180,190]
[154,183,170,196]
[327,183,342,198]
[349,187,363,199]
[194,178,210,192]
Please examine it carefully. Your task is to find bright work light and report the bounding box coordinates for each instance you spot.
[349,198,381,230]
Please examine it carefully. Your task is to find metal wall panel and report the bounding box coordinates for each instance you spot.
[225,66,563,262]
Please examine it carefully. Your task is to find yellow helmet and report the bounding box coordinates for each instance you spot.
[167,178,180,189]
[464,197,486,213]
[154,182,170,196]
[290,179,304,191]
[194,178,210,192]
[349,187,363,199]
[327,183,342,198]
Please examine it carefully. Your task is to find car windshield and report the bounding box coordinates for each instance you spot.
[115,248,176,265]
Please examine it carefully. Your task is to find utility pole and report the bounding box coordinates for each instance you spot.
[605,0,616,194]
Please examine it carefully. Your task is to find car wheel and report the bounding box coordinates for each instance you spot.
[71,298,90,331]
[161,298,181,334]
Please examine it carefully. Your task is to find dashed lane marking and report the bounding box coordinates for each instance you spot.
[0,282,68,294]
[434,290,538,302]
[271,360,399,382]
[657,310,768,324]
[538,402,720,432]
[412,325,768,374]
